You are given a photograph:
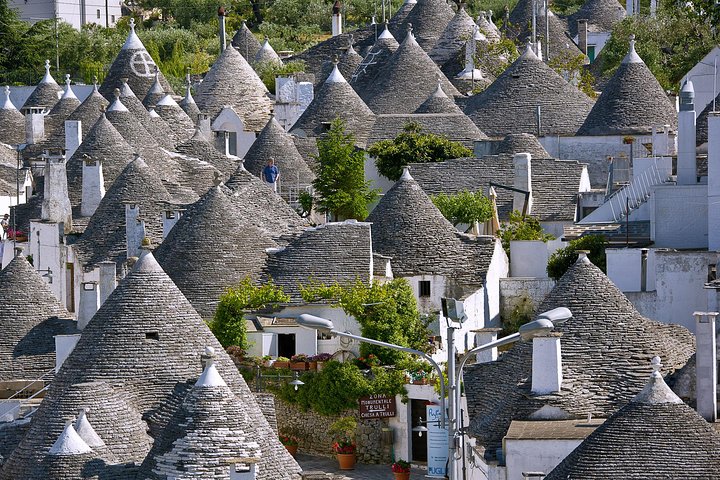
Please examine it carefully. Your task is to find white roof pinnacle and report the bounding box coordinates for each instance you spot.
[41,59,57,85]
[107,89,129,112]
[74,409,106,448]
[48,421,94,456]
[1,86,16,110]
[195,360,228,388]
[119,78,138,99]
[61,74,78,100]
[148,107,160,118]
[378,24,395,40]
[122,18,145,50]
[405,0,417,5]
[325,58,347,84]
[184,75,196,105]
[400,166,413,180]
[157,94,178,107]
[148,68,164,94]
[632,356,683,405]
[622,34,643,64]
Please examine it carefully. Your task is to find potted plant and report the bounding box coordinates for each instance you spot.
[262,355,275,367]
[329,416,357,470]
[392,459,412,480]
[290,354,309,370]
[279,433,299,457]
[313,353,333,371]
[274,356,290,369]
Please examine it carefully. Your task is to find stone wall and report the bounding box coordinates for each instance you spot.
[500,277,556,320]
[274,396,392,464]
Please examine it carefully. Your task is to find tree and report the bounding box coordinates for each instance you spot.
[547,234,607,280]
[430,190,493,227]
[497,210,554,255]
[368,122,473,181]
[312,119,379,221]
[208,278,290,349]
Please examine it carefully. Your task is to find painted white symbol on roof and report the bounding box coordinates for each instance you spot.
[130,52,157,78]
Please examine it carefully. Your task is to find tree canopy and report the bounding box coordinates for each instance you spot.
[430,190,493,227]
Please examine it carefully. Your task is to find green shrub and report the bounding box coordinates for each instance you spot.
[547,235,607,280]
[430,190,493,227]
[498,211,554,255]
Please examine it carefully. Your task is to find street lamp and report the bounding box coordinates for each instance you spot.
[289,371,304,391]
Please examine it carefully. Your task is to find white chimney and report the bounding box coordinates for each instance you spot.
[218,6,227,52]
[41,150,73,232]
[98,260,117,305]
[54,334,81,372]
[708,112,720,251]
[81,156,105,218]
[77,281,100,330]
[332,0,342,36]
[125,204,146,259]
[677,80,696,185]
[199,114,212,138]
[64,120,82,159]
[475,328,502,363]
[694,312,718,421]
[163,208,182,238]
[513,153,533,215]
[25,107,45,144]
[531,334,562,395]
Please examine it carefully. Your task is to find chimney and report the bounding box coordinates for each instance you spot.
[577,19,588,55]
[218,6,227,52]
[25,107,45,144]
[65,120,82,159]
[77,281,100,330]
[81,156,105,217]
[475,328,502,363]
[163,208,183,238]
[199,114,212,138]
[626,0,634,15]
[125,204,146,259]
[677,80,696,185]
[332,0,342,36]
[98,260,117,305]
[708,112,720,251]
[531,333,562,395]
[54,333,81,372]
[513,153,533,215]
[694,312,718,421]
[41,150,73,232]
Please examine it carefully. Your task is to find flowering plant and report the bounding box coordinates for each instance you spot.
[391,460,411,473]
[279,434,299,447]
[310,353,333,362]
[332,438,356,454]
[356,353,381,369]
[290,353,309,362]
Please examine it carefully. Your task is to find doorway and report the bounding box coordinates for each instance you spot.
[410,399,428,462]
[277,333,296,359]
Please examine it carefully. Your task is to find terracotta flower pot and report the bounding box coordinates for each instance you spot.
[284,445,298,457]
[394,473,410,480]
[290,361,308,371]
[274,361,289,369]
[308,361,318,370]
[336,453,356,470]
[316,361,326,371]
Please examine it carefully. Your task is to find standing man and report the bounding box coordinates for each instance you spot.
[1,214,8,239]
[262,158,280,192]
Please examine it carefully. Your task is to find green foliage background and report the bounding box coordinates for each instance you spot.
[547,234,607,280]
[431,190,493,227]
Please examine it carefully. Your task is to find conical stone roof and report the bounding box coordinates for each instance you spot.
[545,364,720,480]
[140,362,262,479]
[388,0,417,40]
[361,27,461,114]
[0,254,77,382]
[319,42,364,84]
[396,0,455,51]
[0,86,27,144]
[179,79,201,124]
[464,254,695,461]
[65,114,135,209]
[154,186,277,319]
[464,45,594,137]
[99,19,174,100]
[232,20,263,60]
[175,128,238,177]
[33,251,302,479]
[508,0,584,61]
[142,69,166,108]
[22,60,63,112]
[290,63,376,147]
[569,0,626,37]
[577,37,677,136]
[351,25,400,97]
[254,37,283,65]
[429,6,477,69]
[476,11,501,42]
[244,115,314,186]
[118,79,175,149]
[696,91,720,149]
[66,81,109,137]
[495,133,551,157]
[194,45,272,131]
[155,94,195,144]
[415,82,463,113]
[37,76,81,149]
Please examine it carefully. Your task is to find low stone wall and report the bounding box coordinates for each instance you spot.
[274,396,392,464]
[500,277,556,320]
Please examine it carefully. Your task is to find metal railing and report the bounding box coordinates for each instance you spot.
[606,158,669,222]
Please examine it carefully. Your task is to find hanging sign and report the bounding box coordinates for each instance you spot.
[359,394,397,419]
[426,404,448,478]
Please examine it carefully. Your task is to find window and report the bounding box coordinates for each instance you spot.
[145,331,160,341]
[419,280,431,297]
[111,15,115,23]
[708,264,717,283]
[96,9,101,19]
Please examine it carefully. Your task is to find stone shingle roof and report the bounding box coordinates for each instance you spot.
[495,133,550,157]
[318,41,364,84]
[569,0,626,36]
[366,168,496,287]
[232,21,263,60]
[0,254,77,382]
[118,79,176,149]
[696,93,720,149]
[99,19,174,100]
[387,0,417,40]
[27,79,81,152]
[395,0,455,52]
[409,154,585,222]
[154,94,195,144]
[254,37,283,65]
[263,220,373,303]
[508,0,584,61]
[545,367,720,479]
[428,6,477,70]
[0,86,25,145]
[175,128,238,178]
[369,112,487,149]
[140,362,263,479]
[243,115,314,186]
[155,186,277,319]
[142,70,166,108]
[577,38,677,136]
[350,25,400,97]
[179,82,201,124]
[66,82,109,137]
[415,82,464,113]
[475,11,501,42]
[464,255,695,461]
[194,45,273,131]
[290,64,376,147]
[463,45,594,137]
[21,61,62,112]
[361,27,461,114]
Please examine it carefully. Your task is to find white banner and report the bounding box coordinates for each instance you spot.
[426,404,448,478]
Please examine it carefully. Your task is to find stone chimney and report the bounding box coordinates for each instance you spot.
[332,0,343,36]
[41,150,73,232]
[577,19,588,55]
[98,260,117,305]
[163,208,183,238]
[531,333,562,395]
[125,204,146,259]
[218,7,227,52]
[65,120,82,159]
[474,328,502,363]
[708,112,720,251]
[77,281,100,330]
[694,312,718,421]
[25,107,45,144]
[81,156,105,217]
[199,114,212,138]
[677,79,696,185]
[513,153,533,215]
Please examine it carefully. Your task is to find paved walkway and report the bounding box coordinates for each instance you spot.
[296,453,428,479]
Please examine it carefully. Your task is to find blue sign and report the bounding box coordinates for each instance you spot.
[426,404,448,478]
